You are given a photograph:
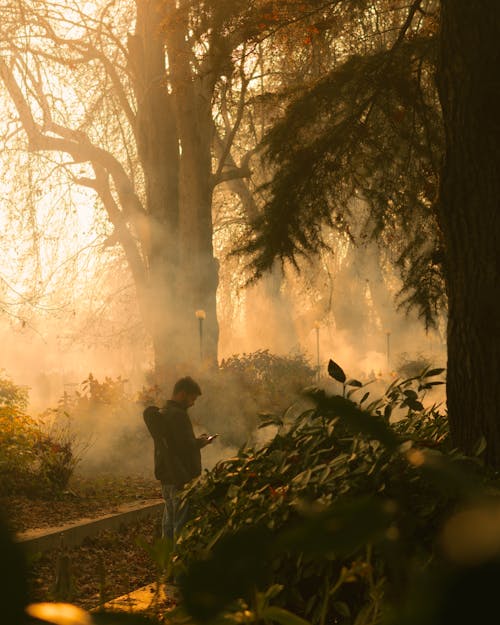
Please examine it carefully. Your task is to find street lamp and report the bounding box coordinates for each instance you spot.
[195,309,206,362]
[313,320,321,381]
[385,330,391,371]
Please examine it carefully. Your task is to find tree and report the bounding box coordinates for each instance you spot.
[437,0,500,465]
[2,0,353,371]
[238,1,443,320]
[236,0,500,464]
[0,0,269,371]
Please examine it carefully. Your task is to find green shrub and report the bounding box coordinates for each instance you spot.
[175,362,495,625]
[0,376,29,411]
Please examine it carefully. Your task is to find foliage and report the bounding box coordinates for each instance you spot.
[235,2,445,327]
[53,374,151,476]
[0,375,29,411]
[173,360,496,625]
[198,350,316,446]
[59,374,130,411]
[139,351,316,447]
[0,377,77,497]
[395,351,432,379]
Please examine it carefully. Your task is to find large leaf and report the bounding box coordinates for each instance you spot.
[346,379,363,387]
[262,606,312,625]
[423,368,445,378]
[320,395,400,452]
[328,360,346,383]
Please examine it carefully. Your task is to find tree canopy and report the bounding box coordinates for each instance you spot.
[237,0,444,327]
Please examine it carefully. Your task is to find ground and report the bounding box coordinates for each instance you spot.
[3,472,167,612]
[2,474,162,532]
[27,516,171,611]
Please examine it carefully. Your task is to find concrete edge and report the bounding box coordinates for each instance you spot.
[94,582,178,613]
[17,499,164,555]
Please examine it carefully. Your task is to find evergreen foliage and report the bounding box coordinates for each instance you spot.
[236,4,445,326]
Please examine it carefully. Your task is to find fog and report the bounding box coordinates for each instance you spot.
[0,243,447,479]
[0,0,447,479]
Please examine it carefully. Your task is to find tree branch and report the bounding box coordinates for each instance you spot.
[76,165,148,289]
[0,55,145,222]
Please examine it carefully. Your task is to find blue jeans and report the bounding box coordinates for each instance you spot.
[161,484,189,545]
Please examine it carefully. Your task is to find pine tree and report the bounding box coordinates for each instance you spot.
[238,1,444,327]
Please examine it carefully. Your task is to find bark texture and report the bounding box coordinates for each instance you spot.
[131,0,220,370]
[437,0,500,464]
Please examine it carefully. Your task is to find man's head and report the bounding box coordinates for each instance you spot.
[172,376,202,408]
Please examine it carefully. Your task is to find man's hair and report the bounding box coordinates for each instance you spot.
[173,376,202,396]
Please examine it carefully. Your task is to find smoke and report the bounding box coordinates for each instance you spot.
[0,207,447,481]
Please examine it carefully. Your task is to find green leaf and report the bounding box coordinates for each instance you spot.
[473,436,487,457]
[408,400,424,411]
[333,601,351,618]
[403,390,418,400]
[423,368,445,378]
[328,360,346,383]
[262,606,312,625]
[135,536,173,571]
[319,395,399,451]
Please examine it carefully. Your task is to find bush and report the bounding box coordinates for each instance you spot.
[174,362,497,625]
[395,352,433,379]
[53,374,151,476]
[139,350,316,449]
[0,377,77,497]
[198,350,316,446]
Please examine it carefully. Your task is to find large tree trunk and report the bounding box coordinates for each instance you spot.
[165,6,220,366]
[437,0,500,465]
[132,0,184,373]
[131,0,219,370]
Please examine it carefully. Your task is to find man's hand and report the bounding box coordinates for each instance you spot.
[198,433,218,447]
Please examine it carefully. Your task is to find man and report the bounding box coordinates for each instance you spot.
[143,376,213,543]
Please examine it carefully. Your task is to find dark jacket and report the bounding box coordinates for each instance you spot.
[143,400,202,488]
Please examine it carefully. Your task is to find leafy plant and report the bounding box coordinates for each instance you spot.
[172,360,493,625]
[139,350,316,448]
[197,350,316,446]
[0,375,29,411]
[53,374,151,475]
[0,377,78,497]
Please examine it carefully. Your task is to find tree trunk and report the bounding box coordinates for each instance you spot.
[165,6,220,367]
[437,0,500,465]
[128,0,221,371]
[131,0,189,373]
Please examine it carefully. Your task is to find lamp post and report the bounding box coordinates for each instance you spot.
[385,330,391,371]
[195,309,206,362]
[313,321,321,382]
